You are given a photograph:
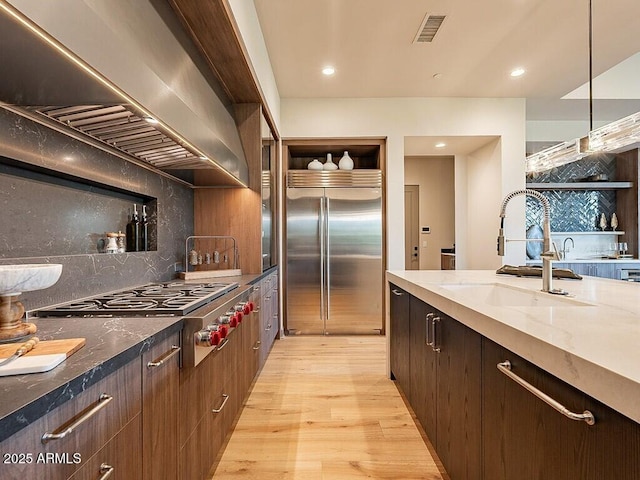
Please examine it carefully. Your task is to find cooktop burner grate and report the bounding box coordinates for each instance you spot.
[36,281,239,317]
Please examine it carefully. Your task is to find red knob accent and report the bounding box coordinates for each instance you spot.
[242,304,251,315]
[248,301,255,312]
[230,315,238,328]
[219,325,228,338]
[236,312,243,323]
[210,331,221,346]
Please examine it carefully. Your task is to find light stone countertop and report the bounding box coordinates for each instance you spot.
[526,258,640,264]
[386,269,640,423]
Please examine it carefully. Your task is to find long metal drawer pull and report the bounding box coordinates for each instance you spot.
[431,316,441,352]
[41,393,113,443]
[147,345,181,368]
[497,361,595,425]
[217,338,229,351]
[425,313,434,346]
[212,393,230,413]
[99,463,114,480]
[391,289,404,296]
[253,341,262,350]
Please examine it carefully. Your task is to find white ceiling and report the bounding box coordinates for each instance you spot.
[253,0,640,123]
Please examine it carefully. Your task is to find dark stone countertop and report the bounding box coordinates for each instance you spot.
[0,268,277,443]
[0,315,182,443]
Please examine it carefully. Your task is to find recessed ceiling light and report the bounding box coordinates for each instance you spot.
[322,66,335,76]
[435,142,446,148]
[432,73,443,80]
[510,67,525,77]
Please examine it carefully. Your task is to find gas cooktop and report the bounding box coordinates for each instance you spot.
[36,281,239,317]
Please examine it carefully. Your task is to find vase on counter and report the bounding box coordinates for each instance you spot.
[308,158,323,170]
[599,213,607,231]
[338,151,354,170]
[323,153,337,171]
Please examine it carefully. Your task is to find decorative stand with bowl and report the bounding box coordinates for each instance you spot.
[0,264,63,342]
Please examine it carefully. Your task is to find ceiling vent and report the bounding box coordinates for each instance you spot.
[414,14,446,43]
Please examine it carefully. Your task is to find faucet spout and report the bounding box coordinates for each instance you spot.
[498,189,564,294]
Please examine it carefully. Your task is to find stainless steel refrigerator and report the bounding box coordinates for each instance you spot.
[286,171,383,335]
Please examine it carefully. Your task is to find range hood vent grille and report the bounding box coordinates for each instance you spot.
[28,105,211,170]
[414,14,446,43]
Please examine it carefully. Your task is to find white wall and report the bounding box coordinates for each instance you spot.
[281,97,526,270]
[460,139,507,270]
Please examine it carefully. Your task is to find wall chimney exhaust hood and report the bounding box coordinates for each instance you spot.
[0,0,249,187]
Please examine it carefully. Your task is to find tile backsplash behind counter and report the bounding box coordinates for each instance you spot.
[0,108,193,310]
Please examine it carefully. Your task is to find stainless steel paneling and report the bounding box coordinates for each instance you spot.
[287,170,382,188]
[325,188,382,334]
[286,188,325,334]
[1,0,248,186]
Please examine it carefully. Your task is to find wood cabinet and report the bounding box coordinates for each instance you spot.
[67,416,142,480]
[142,333,180,480]
[178,323,246,480]
[389,284,410,398]
[390,284,482,480]
[242,307,261,395]
[408,296,436,439]
[0,360,141,480]
[435,309,482,480]
[391,285,640,479]
[561,262,615,278]
[259,270,279,368]
[440,253,455,270]
[483,337,640,480]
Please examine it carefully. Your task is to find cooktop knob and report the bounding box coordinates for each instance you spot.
[218,325,229,338]
[194,330,221,347]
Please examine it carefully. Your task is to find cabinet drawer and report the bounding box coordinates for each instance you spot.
[67,415,141,480]
[0,359,141,480]
[142,333,180,480]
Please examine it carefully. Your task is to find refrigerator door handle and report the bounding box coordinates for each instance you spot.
[325,196,331,325]
[319,196,326,328]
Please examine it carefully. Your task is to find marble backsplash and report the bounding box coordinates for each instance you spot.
[0,108,194,312]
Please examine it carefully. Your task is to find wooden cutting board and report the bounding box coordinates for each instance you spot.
[0,338,86,377]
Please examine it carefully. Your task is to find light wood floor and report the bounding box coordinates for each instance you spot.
[209,336,447,479]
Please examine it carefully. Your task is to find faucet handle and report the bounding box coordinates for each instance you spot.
[541,241,561,261]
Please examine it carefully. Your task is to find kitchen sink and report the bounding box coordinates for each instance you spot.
[438,283,592,307]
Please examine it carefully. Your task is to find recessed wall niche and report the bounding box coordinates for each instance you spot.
[0,158,157,258]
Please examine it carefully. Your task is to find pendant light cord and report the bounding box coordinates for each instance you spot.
[589,0,593,131]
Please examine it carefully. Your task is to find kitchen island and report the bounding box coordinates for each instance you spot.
[387,269,640,480]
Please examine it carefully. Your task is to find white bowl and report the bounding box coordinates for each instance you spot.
[0,264,63,296]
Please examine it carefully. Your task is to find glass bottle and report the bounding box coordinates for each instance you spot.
[140,205,149,251]
[126,204,140,251]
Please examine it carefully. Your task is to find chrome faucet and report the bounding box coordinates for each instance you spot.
[497,189,567,295]
[560,237,575,260]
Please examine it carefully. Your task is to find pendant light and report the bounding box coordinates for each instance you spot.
[526,0,640,173]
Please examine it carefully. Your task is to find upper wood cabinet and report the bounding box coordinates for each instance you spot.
[194,104,267,275]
